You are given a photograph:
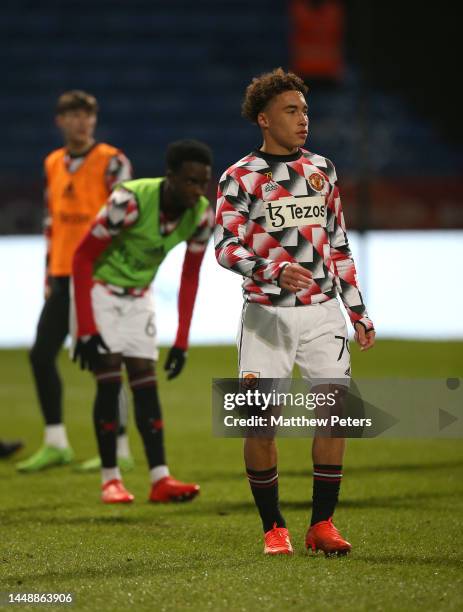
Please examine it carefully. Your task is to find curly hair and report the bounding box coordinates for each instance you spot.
[241,68,308,123]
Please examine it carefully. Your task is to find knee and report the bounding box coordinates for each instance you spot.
[29,344,51,369]
[128,368,157,395]
[94,369,122,401]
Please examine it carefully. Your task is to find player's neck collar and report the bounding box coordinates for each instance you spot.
[66,141,97,159]
[255,147,302,163]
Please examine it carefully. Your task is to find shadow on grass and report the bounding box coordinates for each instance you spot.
[352,554,463,569]
[284,459,463,478]
[0,489,457,528]
[2,549,461,588]
[0,558,198,586]
[202,490,459,514]
[193,459,463,483]
[0,503,68,515]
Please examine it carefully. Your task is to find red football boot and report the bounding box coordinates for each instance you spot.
[305,517,351,555]
[264,523,294,555]
[101,479,134,504]
[149,476,200,503]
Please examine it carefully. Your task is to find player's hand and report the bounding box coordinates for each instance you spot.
[164,346,187,380]
[278,263,313,293]
[354,323,376,351]
[73,334,109,370]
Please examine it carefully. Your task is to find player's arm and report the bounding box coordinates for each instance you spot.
[164,206,214,380]
[72,187,139,369]
[105,151,133,192]
[215,172,296,286]
[326,166,375,350]
[43,164,52,298]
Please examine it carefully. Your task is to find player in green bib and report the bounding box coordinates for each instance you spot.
[72,140,213,504]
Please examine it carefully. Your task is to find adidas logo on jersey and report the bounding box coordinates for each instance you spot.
[264,182,278,193]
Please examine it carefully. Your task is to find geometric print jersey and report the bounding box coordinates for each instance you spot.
[214,148,374,330]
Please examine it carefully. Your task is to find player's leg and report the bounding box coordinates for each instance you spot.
[75,384,134,473]
[85,283,134,502]
[17,277,74,472]
[123,356,199,502]
[244,437,286,530]
[93,351,133,503]
[239,303,296,554]
[296,299,351,554]
[123,294,199,503]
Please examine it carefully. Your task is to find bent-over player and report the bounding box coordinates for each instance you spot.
[72,140,213,503]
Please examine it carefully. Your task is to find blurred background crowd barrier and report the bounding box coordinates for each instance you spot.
[1,0,461,344]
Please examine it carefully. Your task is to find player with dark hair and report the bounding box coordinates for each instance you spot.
[215,68,375,555]
[72,139,213,503]
[17,90,134,473]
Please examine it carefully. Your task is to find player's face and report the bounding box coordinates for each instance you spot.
[258,90,309,153]
[56,109,97,148]
[168,161,211,209]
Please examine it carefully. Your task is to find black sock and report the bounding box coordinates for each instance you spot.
[130,371,166,469]
[93,369,121,468]
[247,466,285,532]
[310,464,343,526]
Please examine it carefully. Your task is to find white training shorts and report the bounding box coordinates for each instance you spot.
[237,298,350,382]
[71,283,159,361]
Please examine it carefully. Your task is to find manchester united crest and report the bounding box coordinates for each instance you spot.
[240,371,260,391]
[308,172,325,192]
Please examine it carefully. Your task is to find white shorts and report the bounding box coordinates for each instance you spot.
[237,298,350,381]
[71,283,159,361]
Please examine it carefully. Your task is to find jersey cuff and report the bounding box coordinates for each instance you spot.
[354,318,374,332]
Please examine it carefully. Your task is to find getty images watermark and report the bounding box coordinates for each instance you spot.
[212,378,463,438]
[222,387,371,430]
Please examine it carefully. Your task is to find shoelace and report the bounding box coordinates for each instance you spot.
[267,526,288,547]
[321,519,344,541]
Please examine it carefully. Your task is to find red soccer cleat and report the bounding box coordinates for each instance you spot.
[305,517,351,556]
[149,476,200,503]
[101,479,134,504]
[264,523,294,555]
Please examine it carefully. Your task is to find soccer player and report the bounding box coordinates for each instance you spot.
[215,68,375,555]
[17,91,134,473]
[72,139,213,504]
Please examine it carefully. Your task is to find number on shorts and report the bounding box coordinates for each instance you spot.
[335,335,349,361]
[145,314,155,337]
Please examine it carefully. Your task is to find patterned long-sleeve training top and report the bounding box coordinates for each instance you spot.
[214,147,373,330]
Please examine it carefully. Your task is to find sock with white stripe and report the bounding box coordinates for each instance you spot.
[310,464,343,525]
[129,370,166,469]
[247,466,285,532]
[93,368,122,469]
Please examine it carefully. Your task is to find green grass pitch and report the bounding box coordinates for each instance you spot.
[1,341,462,611]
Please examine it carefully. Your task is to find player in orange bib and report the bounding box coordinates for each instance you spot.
[17,91,133,473]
